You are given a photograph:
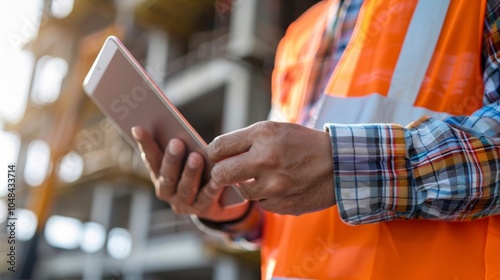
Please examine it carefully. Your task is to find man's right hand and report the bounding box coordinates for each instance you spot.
[132,126,249,222]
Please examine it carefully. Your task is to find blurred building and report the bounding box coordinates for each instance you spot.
[0,0,319,279]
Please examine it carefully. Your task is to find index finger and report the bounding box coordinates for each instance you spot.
[207,126,253,162]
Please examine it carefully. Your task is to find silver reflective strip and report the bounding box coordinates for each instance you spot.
[312,94,451,130]
[386,0,451,104]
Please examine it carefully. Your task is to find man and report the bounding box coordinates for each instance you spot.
[133,0,500,279]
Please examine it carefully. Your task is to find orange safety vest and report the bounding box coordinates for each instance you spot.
[264,0,500,279]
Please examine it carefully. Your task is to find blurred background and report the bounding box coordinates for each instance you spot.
[0,0,319,279]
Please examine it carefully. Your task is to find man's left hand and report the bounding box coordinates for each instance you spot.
[207,121,335,216]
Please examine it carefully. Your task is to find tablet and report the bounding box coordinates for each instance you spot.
[83,36,244,207]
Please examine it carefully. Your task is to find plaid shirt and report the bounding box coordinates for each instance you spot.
[324,0,500,225]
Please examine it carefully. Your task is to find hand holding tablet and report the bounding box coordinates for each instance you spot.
[83,36,245,208]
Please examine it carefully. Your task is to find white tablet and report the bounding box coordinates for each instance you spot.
[83,36,244,207]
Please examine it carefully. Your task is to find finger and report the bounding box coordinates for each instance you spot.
[175,152,204,206]
[210,152,257,187]
[132,126,164,178]
[207,126,255,162]
[193,180,225,210]
[156,139,186,201]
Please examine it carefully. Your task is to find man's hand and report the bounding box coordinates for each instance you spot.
[132,127,249,222]
[207,121,335,216]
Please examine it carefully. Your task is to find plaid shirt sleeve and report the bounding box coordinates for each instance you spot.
[326,1,500,225]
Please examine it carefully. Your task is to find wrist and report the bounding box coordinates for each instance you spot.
[199,201,262,236]
[199,201,253,226]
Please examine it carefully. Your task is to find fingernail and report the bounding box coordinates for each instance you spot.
[187,154,200,168]
[131,127,140,140]
[168,141,182,155]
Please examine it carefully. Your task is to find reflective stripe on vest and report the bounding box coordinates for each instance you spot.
[312,0,483,128]
[314,0,453,128]
[264,0,500,279]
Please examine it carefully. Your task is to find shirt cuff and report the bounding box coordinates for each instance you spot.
[325,123,416,225]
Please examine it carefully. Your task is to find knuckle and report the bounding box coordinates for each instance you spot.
[179,187,194,197]
[193,197,210,213]
[194,192,213,211]
[202,185,218,200]
[226,160,242,178]
[211,165,229,186]
[255,121,278,137]
[212,160,242,186]
[158,175,175,190]
[258,152,280,168]
[155,176,174,200]
[195,194,210,209]
[255,120,271,130]
[267,177,288,195]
